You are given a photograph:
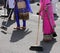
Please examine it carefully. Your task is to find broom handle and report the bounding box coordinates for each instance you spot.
[5,9,13,25]
[36,15,40,45]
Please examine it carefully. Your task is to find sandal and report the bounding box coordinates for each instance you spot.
[20,27,26,30]
[43,39,53,42]
[43,35,53,42]
[14,27,20,30]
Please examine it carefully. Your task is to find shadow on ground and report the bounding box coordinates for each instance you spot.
[54,16,59,21]
[10,29,32,42]
[2,20,15,27]
[36,38,57,53]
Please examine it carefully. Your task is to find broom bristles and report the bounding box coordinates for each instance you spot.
[1,31,7,34]
[29,46,43,51]
[0,26,7,30]
[0,15,8,17]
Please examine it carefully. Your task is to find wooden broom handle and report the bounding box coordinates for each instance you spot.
[36,15,40,45]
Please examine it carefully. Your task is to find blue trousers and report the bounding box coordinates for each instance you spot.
[16,16,26,27]
[15,6,26,27]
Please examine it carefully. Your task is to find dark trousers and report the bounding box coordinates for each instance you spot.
[7,6,14,19]
[4,0,7,8]
[59,0,60,2]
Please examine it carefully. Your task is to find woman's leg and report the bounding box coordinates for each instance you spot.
[14,15,20,29]
[16,16,20,27]
[9,9,14,20]
[23,20,26,27]
[20,20,26,30]
[43,14,54,42]
[14,7,20,29]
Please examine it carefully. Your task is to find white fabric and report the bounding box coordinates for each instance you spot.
[7,0,15,8]
[52,0,58,3]
[52,0,58,13]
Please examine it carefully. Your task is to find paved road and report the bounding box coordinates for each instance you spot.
[0,2,60,53]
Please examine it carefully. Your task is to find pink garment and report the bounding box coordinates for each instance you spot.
[39,0,56,34]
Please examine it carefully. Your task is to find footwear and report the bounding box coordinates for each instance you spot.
[14,27,20,30]
[43,39,53,42]
[43,34,53,42]
[54,13,59,18]
[20,27,26,30]
[43,37,55,42]
[52,32,57,37]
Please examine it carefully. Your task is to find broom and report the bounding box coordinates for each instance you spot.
[29,15,43,51]
[0,9,13,34]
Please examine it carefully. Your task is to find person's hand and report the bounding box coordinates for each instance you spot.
[36,12,39,15]
[36,10,41,15]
